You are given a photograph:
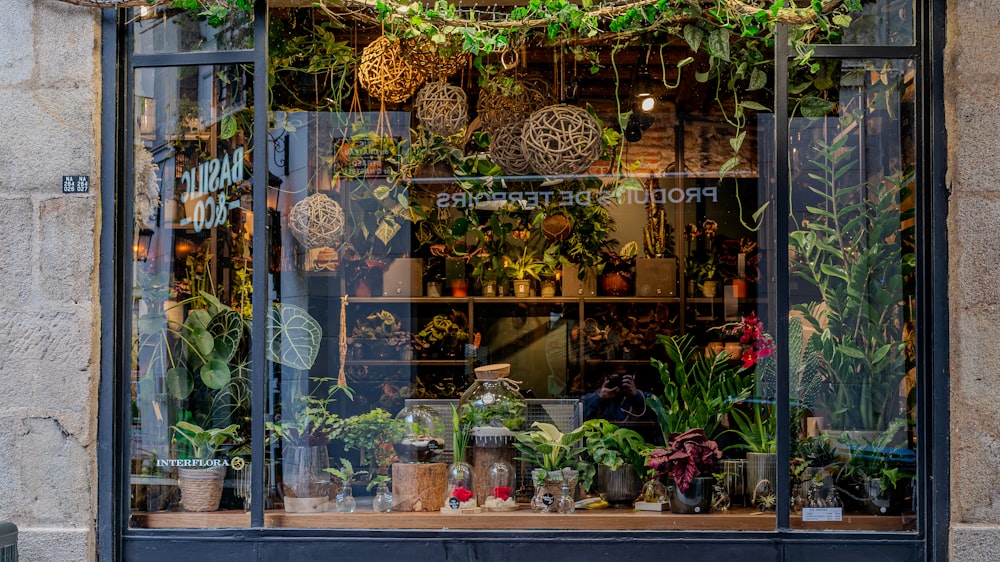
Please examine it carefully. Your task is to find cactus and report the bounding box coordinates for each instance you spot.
[643,207,674,258]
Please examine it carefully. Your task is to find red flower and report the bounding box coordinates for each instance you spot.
[491,486,511,501]
[452,486,474,502]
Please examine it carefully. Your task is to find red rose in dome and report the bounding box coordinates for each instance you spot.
[492,486,511,501]
[452,486,474,502]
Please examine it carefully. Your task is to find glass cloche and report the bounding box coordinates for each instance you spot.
[392,404,446,463]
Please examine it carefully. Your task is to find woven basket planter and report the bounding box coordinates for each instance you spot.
[178,466,226,512]
[289,192,345,250]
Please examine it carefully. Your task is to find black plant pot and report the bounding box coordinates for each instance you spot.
[670,476,714,514]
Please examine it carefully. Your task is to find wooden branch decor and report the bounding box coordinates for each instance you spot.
[401,38,470,81]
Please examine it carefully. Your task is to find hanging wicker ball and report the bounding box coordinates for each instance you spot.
[521,104,602,177]
[358,36,426,104]
[401,38,470,80]
[476,72,557,133]
[490,123,534,176]
[541,212,573,241]
[414,81,468,136]
[289,192,345,249]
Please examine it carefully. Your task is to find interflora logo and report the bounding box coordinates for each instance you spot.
[156,456,246,470]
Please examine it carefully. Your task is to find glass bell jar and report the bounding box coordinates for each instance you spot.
[442,460,477,512]
[392,404,446,463]
[483,460,517,511]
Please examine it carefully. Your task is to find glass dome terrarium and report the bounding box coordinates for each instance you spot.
[458,363,526,503]
[392,405,446,463]
[483,460,517,512]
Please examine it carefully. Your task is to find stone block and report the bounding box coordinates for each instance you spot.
[952,524,1000,562]
[0,0,34,85]
[16,527,93,562]
[0,198,33,305]
[37,0,98,88]
[0,90,97,187]
[39,197,96,303]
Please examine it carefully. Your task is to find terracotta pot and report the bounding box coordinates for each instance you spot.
[600,272,632,296]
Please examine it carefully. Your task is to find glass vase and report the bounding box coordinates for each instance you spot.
[335,484,356,513]
[372,482,393,513]
[443,461,476,511]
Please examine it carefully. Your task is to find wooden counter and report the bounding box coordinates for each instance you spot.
[132,506,915,532]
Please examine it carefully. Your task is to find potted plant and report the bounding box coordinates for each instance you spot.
[349,309,412,360]
[791,435,842,511]
[636,206,678,297]
[727,400,777,508]
[170,421,242,512]
[646,333,753,442]
[339,408,411,491]
[414,310,469,359]
[599,240,638,297]
[267,384,354,512]
[645,428,722,514]
[513,422,591,513]
[682,220,719,297]
[839,418,914,516]
[505,245,545,298]
[324,458,369,513]
[580,418,649,506]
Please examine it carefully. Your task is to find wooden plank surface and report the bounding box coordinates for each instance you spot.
[132,507,914,532]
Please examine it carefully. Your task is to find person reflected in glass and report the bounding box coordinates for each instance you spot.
[582,365,654,423]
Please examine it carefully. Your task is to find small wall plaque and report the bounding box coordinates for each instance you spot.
[801,507,843,522]
[62,176,90,193]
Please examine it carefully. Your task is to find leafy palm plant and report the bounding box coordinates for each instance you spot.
[646,334,753,441]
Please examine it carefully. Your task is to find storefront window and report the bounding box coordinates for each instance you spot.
[129,64,254,527]
[786,58,917,531]
[132,5,253,55]
[122,1,920,539]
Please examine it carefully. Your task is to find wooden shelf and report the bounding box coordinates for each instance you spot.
[344,360,466,367]
[131,507,914,532]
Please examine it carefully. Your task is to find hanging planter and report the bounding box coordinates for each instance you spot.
[288,193,345,250]
[414,81,468,137]
[358,35,426,104]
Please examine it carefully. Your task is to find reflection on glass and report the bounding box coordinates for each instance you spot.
[788,59,916,531]
[129,64,253,526]
[132,5,253,55]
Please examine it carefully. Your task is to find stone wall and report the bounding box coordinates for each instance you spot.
[947,0,1000,560]
[0,1,100,560]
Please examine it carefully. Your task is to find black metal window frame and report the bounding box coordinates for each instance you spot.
[98,1,949,560]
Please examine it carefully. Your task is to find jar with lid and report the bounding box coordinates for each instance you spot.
[392,404,446,463]
[458,364,526,502]
[483,460,517,511]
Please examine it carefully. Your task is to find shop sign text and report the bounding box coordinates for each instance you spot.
[179,147,244,233]
[436,185,718,209]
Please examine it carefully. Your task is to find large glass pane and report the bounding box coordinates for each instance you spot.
[132,5,253,55]
[129,64,254,527]
[787,59,916,531]
[262,5,776,530]
[805,0,914,46]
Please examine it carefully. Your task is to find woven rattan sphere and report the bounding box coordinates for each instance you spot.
[476,73,556,133]
[402,38,470,80]
[289,192,345,249]
[490,123,533,176]
[415,81,468,136]
[358,36,426,104]
[521,104,602,177]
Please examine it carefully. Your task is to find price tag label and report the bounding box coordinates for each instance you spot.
[801,507,843,522]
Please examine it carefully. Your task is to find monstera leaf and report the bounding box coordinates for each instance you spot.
[267,303,322,370]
